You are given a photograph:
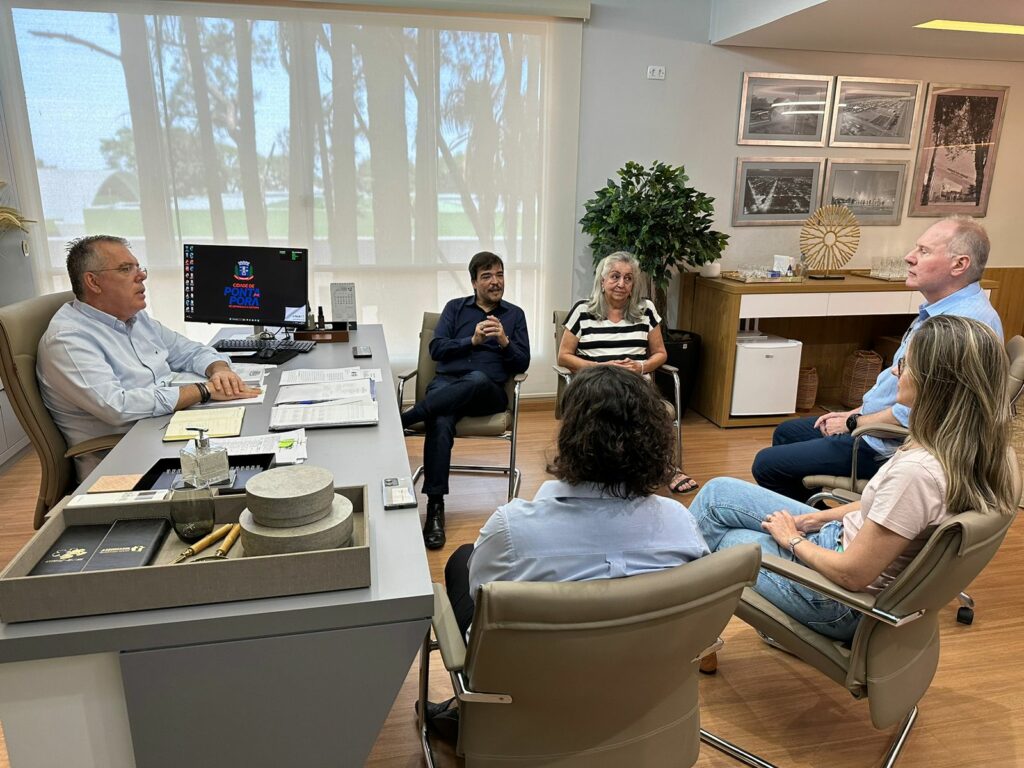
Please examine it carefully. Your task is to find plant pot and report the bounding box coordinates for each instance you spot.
[658,330,701,417]
[699,262,722,278]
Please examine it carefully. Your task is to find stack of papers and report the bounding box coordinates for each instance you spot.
[270,371,379,431]
[210,429,309,464]
[172,364,270,408]
[279,367,382,385]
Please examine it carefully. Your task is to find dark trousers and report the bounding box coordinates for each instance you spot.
[402,371,507,496]
[444,543,476,638]
[751,415,886,502]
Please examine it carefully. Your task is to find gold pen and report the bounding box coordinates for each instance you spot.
[173,523,233,563]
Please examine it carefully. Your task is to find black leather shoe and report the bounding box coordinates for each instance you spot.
[423,498,446,550]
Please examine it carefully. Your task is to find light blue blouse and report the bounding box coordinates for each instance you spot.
[468,479,710,598]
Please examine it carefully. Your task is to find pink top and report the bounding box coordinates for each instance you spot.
[842,446,951,594]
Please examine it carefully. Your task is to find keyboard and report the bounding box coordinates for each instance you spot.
[213,338,316,353]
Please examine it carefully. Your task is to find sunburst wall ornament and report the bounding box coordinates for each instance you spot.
[800,204,860,280]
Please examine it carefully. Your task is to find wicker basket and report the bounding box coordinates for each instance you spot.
[796,367,818,411]
[840,350,883,408]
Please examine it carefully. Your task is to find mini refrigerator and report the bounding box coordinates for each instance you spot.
[731,336,803,416]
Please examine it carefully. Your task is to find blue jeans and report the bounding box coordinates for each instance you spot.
[751,415,886,502]
[691,477,861,641]
[402,371,508,496]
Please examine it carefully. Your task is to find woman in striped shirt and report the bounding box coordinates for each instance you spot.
[557,251,698,494]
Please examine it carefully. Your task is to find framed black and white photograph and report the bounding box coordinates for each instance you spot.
[738,72,834,146]
[829,77,923,149]
[909,83,1008,217]
[824,159,909,225]
[733,158,826,226]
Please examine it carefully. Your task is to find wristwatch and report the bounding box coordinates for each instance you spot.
[845,412,860,433]
[788,536,806,556]
[196,382,212,405]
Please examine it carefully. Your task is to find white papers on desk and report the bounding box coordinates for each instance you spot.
[170,364,271,387]
[274,379,373,405]
[196,389,267,408]
[269,401,379,430]
[279,367,382,385]
[210,429,308,464]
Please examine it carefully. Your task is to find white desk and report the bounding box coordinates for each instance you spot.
[0,325,433,768]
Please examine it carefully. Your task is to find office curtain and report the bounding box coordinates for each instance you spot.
[1,1,581,394]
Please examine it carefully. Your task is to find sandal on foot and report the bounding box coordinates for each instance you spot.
[669,473,699,494]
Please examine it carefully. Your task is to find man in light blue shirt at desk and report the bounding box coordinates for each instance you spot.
[752,216,1003,502]
[37,235,261,480]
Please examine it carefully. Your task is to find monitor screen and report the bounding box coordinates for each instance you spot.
[183,243,309,328]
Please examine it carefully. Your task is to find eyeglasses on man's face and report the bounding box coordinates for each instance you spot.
[90,263,148,278]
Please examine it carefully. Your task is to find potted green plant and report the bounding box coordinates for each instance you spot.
[580,160,728,411]
[580,160,728,317]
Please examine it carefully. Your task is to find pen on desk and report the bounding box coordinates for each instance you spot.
[173,523,233,564]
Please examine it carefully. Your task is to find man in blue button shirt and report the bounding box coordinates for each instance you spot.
[752,216,1002,502]
[401,251,530,549]
[37,235,261,480]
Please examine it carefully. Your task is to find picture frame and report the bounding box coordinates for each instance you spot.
[829,76,923,149]
[823,159,909,226]
[738,72,834,147]
[909,83,1009,217]
[733,157,826,226]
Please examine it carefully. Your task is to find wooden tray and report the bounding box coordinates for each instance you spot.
[721,271,805,284]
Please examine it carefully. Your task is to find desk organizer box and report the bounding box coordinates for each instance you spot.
[0,486,369,623]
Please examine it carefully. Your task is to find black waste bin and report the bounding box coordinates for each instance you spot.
[658,329,700,417]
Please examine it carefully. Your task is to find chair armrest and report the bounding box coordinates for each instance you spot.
[512,373,528,383]
[552,365,573,383]
[852,423,909,441]
[65,433,122,459]
[431,584,512,704]
[396,369,417,404]
[660,363,679,375]
[432,583,466,673]
[760,554,924,627]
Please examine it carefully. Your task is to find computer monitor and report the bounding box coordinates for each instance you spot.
[183,243,309,332]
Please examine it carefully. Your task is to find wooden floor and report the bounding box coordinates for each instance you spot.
[1,405,1022,767]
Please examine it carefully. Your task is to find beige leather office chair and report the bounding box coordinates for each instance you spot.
[704,457,1020,768]
[398,312,527,501]
[553,309,685,468]
[418,544,762,768]
[0,292,122,529]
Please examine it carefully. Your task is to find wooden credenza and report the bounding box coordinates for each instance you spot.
[686,274,998,428]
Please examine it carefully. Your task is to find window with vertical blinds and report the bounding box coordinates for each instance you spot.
[4,2,580,392]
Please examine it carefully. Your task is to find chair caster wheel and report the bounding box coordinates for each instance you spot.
[956,606,974,625]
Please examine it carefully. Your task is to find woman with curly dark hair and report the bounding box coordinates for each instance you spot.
[442,365,709,638]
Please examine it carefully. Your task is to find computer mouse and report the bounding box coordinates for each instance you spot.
[257,347,276,360]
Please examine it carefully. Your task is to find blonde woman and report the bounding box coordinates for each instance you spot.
[558,251,697,494]
[692,315,1016,640]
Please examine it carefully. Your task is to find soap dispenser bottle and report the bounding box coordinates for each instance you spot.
[179,427,231,487]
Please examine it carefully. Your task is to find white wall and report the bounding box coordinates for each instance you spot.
[572,0,1024,306]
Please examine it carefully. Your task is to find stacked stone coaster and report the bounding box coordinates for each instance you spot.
[239,465,354,556]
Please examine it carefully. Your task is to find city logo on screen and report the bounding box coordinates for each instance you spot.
[225,260,261,309]
[234,260,255,281]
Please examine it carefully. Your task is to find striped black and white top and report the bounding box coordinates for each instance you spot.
[564,299,661,363]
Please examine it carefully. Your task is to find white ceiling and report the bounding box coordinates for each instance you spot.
[711,0,1024,62]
